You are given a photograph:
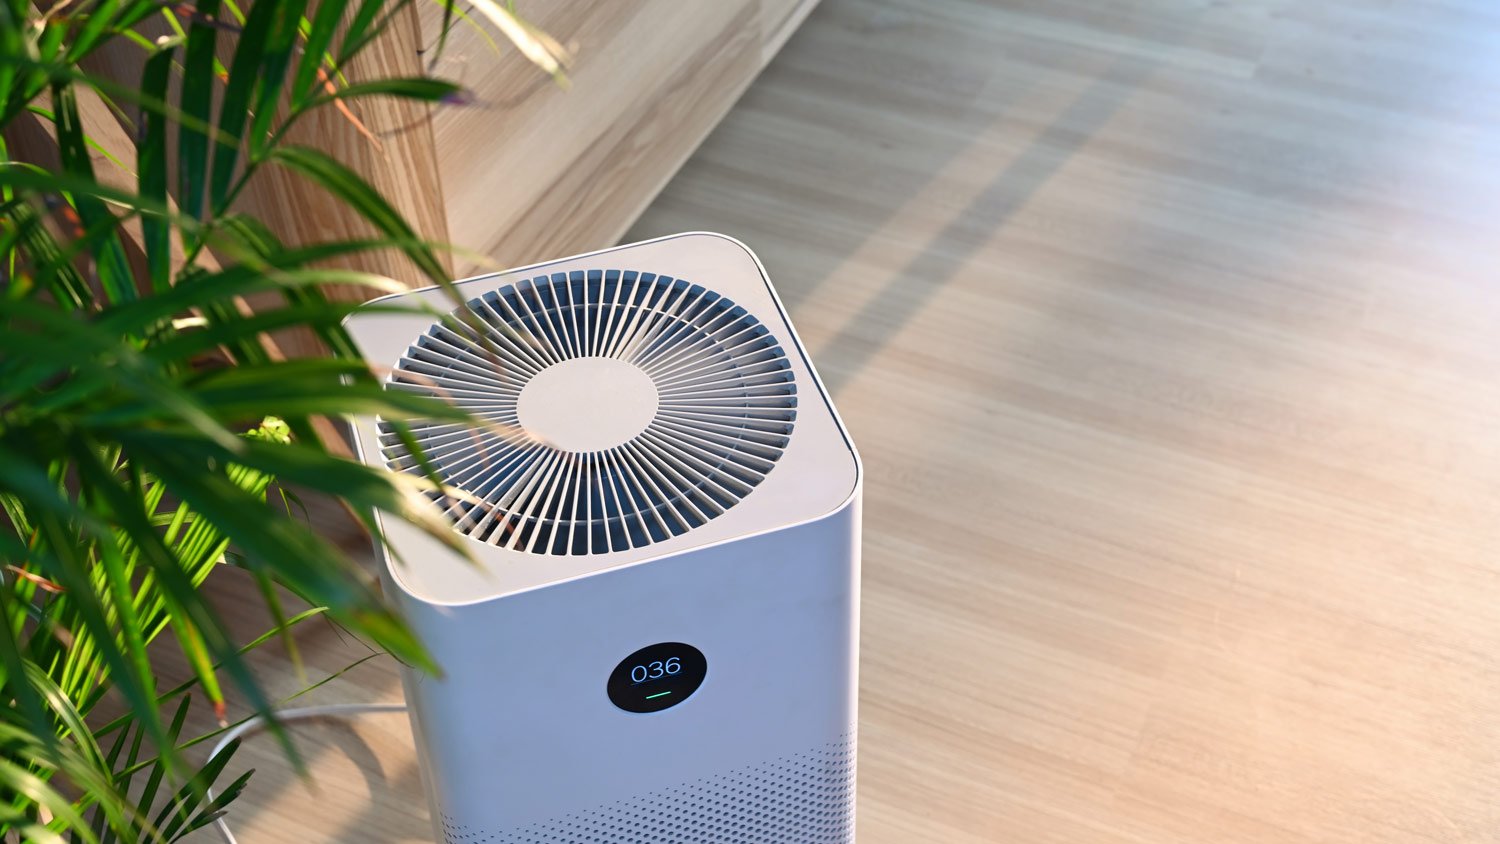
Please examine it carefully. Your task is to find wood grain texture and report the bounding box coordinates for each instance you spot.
[232,1,451,313]
[187,0,1500,841]
[420,0,818,274]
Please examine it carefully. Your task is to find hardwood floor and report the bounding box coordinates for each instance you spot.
[200,0,1500,841]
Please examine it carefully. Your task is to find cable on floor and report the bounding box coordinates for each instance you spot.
[206,703,409,844]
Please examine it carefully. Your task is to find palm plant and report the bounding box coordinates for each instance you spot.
[0,0,566,840]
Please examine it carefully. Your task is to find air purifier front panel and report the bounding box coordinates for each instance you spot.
[346,233,861,843]
[400,504,858,841]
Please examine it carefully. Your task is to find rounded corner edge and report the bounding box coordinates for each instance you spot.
[673,231,764,263]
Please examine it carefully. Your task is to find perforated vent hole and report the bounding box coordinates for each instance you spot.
[439,738,854,843]
[378,269,797,555]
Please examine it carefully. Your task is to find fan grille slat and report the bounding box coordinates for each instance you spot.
[379,271,796,555]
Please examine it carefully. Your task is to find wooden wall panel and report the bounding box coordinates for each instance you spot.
[418,0,820,274]
[73,1,820,304]
[233,2,451,307]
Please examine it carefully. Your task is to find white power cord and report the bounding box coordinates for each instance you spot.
[206,703,409,844]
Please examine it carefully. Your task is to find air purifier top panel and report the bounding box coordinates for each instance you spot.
[345,233,860,605]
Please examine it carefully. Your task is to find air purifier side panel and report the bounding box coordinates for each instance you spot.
[394,667,443,832]
[389,493,860,840]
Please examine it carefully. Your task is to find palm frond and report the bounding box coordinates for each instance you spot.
[0,0,565,839]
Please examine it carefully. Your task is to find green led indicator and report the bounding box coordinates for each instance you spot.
[645,691,672,700]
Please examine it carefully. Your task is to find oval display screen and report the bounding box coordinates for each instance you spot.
[607,642,707,713]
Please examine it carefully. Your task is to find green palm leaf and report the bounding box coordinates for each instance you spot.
[0,0,564,839]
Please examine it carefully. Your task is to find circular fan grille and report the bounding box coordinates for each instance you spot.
[378,269,798,556]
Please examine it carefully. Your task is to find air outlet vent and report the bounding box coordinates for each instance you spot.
[439,738,855,843]
[379,269,798,556]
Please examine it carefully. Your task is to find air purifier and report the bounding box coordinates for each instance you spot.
[346,232,861,843]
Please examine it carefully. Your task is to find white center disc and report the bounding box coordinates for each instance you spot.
[516,357,659,453]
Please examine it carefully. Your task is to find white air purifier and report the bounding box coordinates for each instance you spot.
[345,233,862,843]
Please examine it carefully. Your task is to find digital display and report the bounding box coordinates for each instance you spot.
[607,642,707,713]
